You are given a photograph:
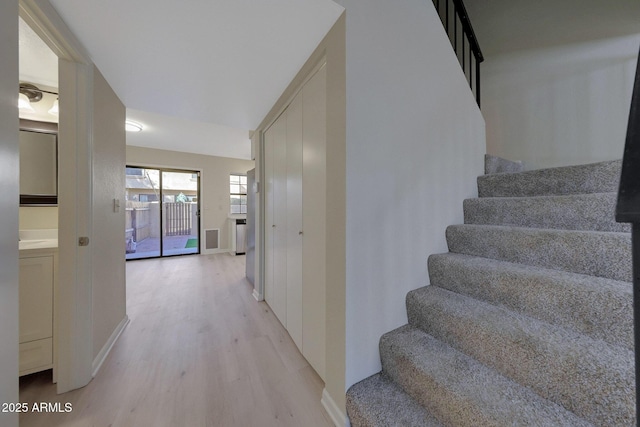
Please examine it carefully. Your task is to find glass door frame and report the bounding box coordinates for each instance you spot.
[126,165,201,260]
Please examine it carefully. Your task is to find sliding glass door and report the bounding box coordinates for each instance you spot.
[160,170,199,256]
[125,167,160,259]
[125,166,200,260]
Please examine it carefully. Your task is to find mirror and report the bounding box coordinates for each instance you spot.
[19,119,58,206]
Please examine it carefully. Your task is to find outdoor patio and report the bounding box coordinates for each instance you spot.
[126,234,199,259]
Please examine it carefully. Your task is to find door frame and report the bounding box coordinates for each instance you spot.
[125,165,202,259]
[20,0,95,393]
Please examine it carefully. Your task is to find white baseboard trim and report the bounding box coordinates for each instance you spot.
[92,315,130,377]
[252,288,263,301]
[322,388,349,427]
[201,248,231,255]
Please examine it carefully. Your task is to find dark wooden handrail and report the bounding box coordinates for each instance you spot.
[432,0,484,106]
[615,44,640,427]
[617,47,640,223]
[451,0,483,63]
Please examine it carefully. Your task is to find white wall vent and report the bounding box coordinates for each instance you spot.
[205,229,220,250]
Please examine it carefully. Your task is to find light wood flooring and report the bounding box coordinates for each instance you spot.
[20,253,334,427]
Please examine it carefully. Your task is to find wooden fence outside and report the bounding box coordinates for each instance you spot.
[126,201,197,241]
[126,201,152,242]
[165,202,196,236]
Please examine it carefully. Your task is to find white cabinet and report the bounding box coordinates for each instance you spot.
[19,252,56,376]
[264,64,327,379]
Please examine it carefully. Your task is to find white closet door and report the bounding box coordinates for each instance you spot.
[286,91,304,349]
[271,113,288,325]
[263,124,275,307]
[302,64,327,379]
[263,64,327,379]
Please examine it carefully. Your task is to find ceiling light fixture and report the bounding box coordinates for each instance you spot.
[19,83,44,103]
[125,120,143,132]
[18,93,35,111]
[19,83,59,112]
[48,99,59,116]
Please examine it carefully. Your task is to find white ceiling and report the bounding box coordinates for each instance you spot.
[19,14,253,156]
[46,0,343,159]
[465,0,640,56]
[126,109,251,159]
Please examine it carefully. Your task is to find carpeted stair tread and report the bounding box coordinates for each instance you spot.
[428,253,633,348]
[379,325,592,427]
[463,192,630,232]
[477,160,621,197]
[446,224,632,281]
[406,286,635,426]
[346,373,443,427]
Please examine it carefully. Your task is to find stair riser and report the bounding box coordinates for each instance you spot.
[446,225,632,281]
[380,349,505,426]
[428,253,633,348]
[380,326,591,427]
[406,287,635,426]
[484,154,524,174]
[463,193,630,232]
[477,160,621,197]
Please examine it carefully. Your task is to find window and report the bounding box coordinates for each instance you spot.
[230,174,247,214]
[139,194,158,202]
[126,167,144,176]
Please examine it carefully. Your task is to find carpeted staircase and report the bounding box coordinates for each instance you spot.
[346,157,635,426]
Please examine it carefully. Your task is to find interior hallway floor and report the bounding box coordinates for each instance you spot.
[19,254,333,427]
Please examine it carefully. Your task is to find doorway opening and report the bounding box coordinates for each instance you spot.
[125,166,201,259]
[17,13,59,387]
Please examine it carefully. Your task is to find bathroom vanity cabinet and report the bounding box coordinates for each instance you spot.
[19,248,57,376]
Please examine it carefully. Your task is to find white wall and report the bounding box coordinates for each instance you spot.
[92,66,127,361]
[336,0,485,392]
[483,34,640,170]
[126,146,255,251]
[19,206,58,229]
[0,1,19,425]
